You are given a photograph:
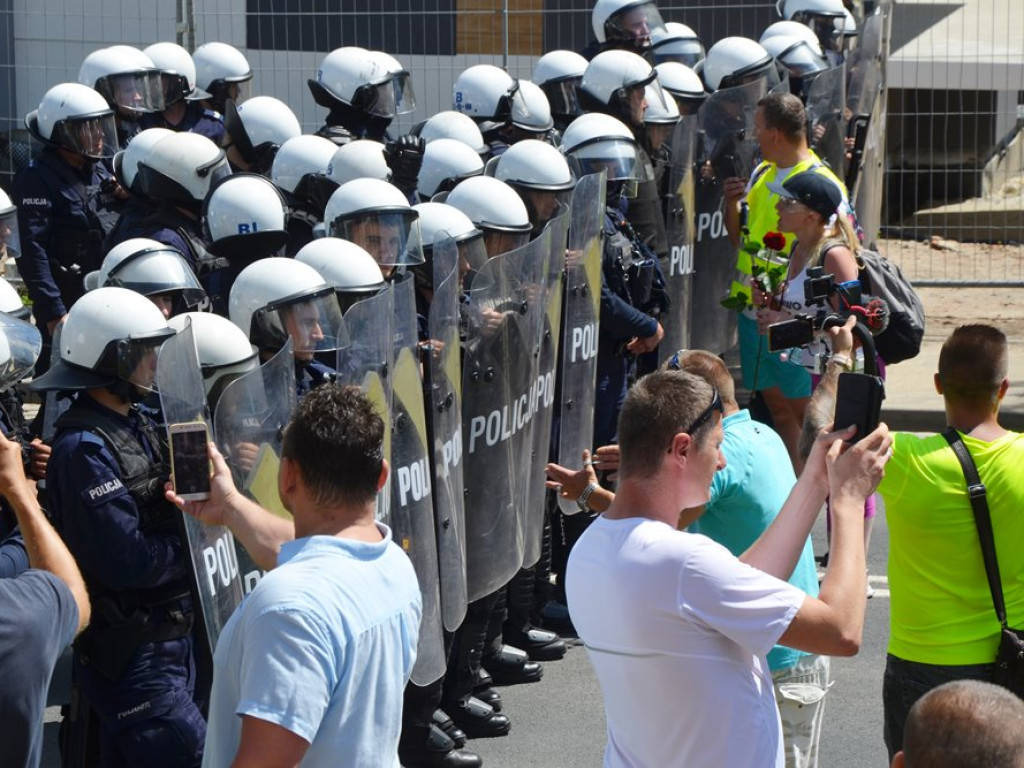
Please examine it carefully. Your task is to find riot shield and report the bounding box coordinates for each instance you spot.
[213,342,298,595]
[660,115,699,363]
[556,173,604,515]
[692,79,765,353]
[157,321,244,652]
[521,208,568,569]
[336,285,394,524]
[390,277,445,686]
[424,236,468,632]
[41,322,68,442]
[461,234,550,602]
[805,65,846,176]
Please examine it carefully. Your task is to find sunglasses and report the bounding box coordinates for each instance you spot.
[665,387,724,454]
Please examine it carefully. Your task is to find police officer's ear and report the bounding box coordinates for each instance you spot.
[376,459,389,492]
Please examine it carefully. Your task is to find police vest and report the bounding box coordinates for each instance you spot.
[603,208,668,317]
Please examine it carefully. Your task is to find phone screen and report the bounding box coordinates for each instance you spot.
[767,317,815,352]
[171,425,211,499]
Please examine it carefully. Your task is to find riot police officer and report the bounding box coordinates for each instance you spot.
[582,0,669,60]
[141,42,226,144]
[191,42,253,115]
[444,176,533,258]
[78,46,166,148]
[417,111,489,158]
[166,311,258,412]
[451,65,521,158]
[417,139,484,201]
[105,127,174,252]
[533,50,589,132]
[269,134,338,255]
[14,83,122,370]
[30,287,203,767]
[222,96,301,175]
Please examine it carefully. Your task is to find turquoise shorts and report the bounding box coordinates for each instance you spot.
[737,313,812,399]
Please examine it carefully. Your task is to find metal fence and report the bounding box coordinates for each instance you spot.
[1,0,1021,284]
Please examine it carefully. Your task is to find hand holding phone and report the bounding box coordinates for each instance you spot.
[168,422,212,501]
[834,372,885,443]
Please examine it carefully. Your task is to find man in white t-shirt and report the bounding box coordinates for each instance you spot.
[566,369,891,768]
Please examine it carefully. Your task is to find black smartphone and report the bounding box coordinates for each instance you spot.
[834,372,885,442]
[168,422,211,501]
[768,316,815,352]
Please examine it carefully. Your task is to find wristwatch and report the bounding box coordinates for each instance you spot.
[577,482,599,513]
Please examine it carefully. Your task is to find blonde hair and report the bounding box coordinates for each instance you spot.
[806,211,861,269]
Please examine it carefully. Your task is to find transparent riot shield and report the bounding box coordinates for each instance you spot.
[660,115,699,363]
[41,322,68,442]
[521,208,567,569]
[425,236,468,632]
[213,342,298,595]
[556,173,604,515]
[157,321,244,651]
[336,285,394,524]
[461,234,550,602]
[390,277,445,686]
[805,65,846,176]
[692,78,766,353]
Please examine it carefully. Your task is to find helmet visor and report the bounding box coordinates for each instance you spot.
[482,229,531,259]
[652,40,706,68]
[330,210,425,269]
[542,78,583,118]
[456,233,490,291]
[392,71,417,115]
[159,72,191,106]
[567,138,652,183]
[0,314,42,392]
[262,287,347,355]
[778,41,831,76]
[110,329,176,394]
[793,11,845,52]
[53,113,120,159]
[105,249,207,310]
[100,71,166,114]
[354,79,398,119]
[606,2,667,48]
[0,207,21,260]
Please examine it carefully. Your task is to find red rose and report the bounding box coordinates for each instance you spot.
[763,231,786,251]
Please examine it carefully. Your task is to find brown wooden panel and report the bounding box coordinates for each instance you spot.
[457,0,543,56]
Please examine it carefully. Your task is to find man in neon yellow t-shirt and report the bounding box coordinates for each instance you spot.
[806,322,1024,761]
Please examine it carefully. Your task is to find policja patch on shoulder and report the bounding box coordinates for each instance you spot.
[81,476,127,505]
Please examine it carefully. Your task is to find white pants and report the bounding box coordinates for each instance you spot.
[772,654,832,768]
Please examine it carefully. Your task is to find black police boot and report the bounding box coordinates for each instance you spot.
[481,644,543,686]
[502,625,567,661]
[444,695,511,739]
[399,723,483,767]
[471,666,502,713]
[432,709,467,749]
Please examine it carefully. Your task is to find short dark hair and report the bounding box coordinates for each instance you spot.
[938,325,1008,404]
[902,680,1024,767]
[757,92,806,142]
[617,370,716,480]
[668,350,737,409]
[281,383,384,508]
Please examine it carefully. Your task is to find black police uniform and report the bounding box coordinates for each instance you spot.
[140,103,226,145]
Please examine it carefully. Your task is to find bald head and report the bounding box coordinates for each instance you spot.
[897,680,1024,768]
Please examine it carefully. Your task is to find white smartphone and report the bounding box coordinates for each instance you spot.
[168,421,211,502]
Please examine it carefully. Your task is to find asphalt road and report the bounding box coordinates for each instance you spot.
[40,503,894,768]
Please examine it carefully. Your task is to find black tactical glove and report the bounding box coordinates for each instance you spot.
[385,134,426,196]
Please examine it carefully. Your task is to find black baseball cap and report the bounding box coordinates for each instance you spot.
[767,171,842,221]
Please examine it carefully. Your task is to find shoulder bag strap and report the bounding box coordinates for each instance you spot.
[941,426,1008,628]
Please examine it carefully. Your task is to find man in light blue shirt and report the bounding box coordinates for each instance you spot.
[678,350,829,768]
[169,384,421,767]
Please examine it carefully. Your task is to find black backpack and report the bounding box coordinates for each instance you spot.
[856,249,925,364]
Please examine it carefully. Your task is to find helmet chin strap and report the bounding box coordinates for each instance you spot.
[108,378,150,404]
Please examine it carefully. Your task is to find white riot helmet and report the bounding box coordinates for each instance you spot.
[643,82,680,124]
[445,176,532,257]
[561,112,651,184]
[86,238,206,314]
[0,277,28,320]
[411,202,488,291]
[368,50,416,115]
[270,134,338,210]
[655,62,707,115]
[204,174,289,261]
[761,19,822,48]
[326,140,390,187]
[112,127,173,195]
[532,50,588,123]
[701,37,777,91]
[650,22,705,67]
[836,9,859,54]
[229,257,345,355]
[761,35,830,84]
[223,96,301,175]
[192,42,252,111]
[295,237,385,314]
[309,47,396,119]
[417,138,484,200]
[580,49,667,126]
[0,190,21,262]
[144,42,210,106]
[452,65,519,131]
[135,132,231,211]
[492,139,574,229]
[777,0,846,53]
[79,46,166,116]
[29,287,174,396]
[0,313,41,392]
[324,178,424,273]
[510,80,554,136]
[418,111,488,156]
[26,83,118,159]
[167,312,258,406]
[591,0,667,50]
